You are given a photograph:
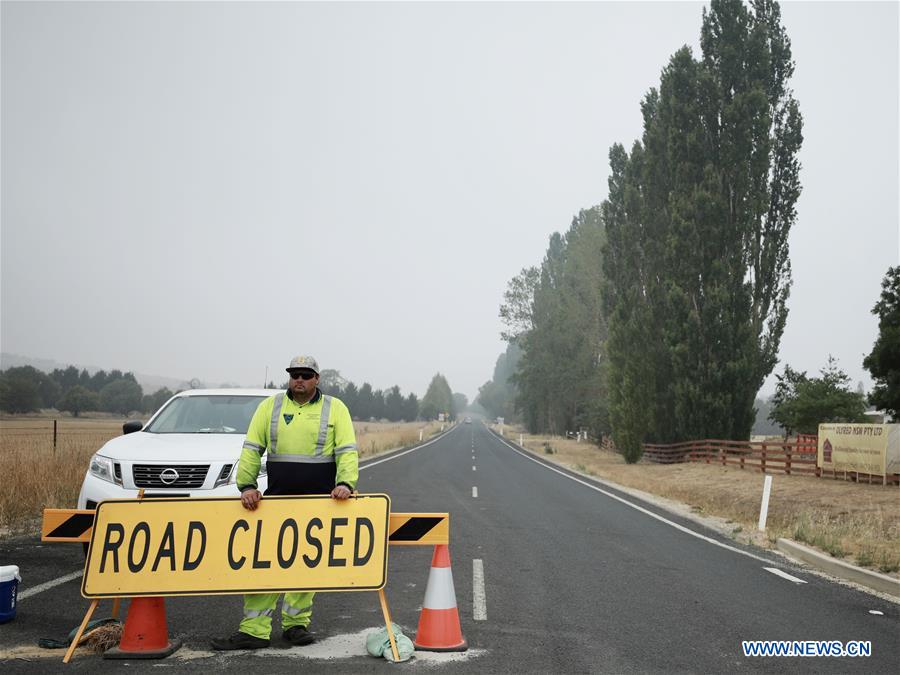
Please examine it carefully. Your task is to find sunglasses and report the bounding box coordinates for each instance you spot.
[289,371,317,381]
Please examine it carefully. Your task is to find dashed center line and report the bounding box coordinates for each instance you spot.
[472,486,478,498]
[473,559,487,620]
[472,465,476,471]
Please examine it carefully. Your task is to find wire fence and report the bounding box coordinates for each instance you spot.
[0,419,132,450]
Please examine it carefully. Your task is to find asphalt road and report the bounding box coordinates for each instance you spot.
[1,420,898,673]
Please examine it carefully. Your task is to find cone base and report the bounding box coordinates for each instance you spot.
[414,638,468,652]
[103,637,182,660]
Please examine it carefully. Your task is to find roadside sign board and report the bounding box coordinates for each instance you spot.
[82,494,390,598]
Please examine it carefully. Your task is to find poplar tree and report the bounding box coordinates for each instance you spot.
[603,0,803,458]
[863,266,900,416]
[511,209,608,436]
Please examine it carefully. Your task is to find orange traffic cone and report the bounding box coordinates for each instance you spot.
[104,597,182,659]
[414,544,467,651]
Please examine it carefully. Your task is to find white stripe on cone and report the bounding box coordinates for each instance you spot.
[422,567,457,610]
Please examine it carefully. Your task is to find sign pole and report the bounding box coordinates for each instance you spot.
[63,599,99,663]
[378,588,401,661]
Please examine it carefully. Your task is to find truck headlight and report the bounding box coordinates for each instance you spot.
[89,454,117,484]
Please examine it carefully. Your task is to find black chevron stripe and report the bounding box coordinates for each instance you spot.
[47,513,94,539]
[389,516,444,542]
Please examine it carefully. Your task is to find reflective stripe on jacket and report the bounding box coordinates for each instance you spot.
[236,388,358,495]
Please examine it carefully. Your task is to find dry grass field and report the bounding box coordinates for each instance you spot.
[497,426,900,576]
[0,415,443,535]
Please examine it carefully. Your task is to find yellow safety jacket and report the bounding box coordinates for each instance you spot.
[236,388,358,496]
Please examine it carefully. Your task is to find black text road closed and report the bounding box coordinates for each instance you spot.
[81,495,390,598]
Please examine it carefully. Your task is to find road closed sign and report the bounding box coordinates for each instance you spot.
[82,494,390,598]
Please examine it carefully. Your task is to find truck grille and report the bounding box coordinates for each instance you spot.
[133,464,209,488]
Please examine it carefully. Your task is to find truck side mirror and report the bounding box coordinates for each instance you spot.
[122,420,143,435]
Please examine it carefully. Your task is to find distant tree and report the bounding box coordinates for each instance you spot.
[403,393,419,422]
[0,367,42,413]
[863,266,900,417]
[357,383,375,420]
[57,385,100,417]
[752,397,784,436]
[143,387,174,414]
[769,357,867,436]
[319,369,347,395]
[50,365,81,394]
[499,266,539,342]
[420,374,454,420]
[452,393,469,413]
[513,208,608,437]
[371,389,386,421]
[90,370,110,392]
[477,341,522,422]
[39,376,61,408]
[341,382,359,414]
[385,386,405,422]
[99,379,144,415]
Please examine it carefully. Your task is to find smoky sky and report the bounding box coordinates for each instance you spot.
[2,1,897,401]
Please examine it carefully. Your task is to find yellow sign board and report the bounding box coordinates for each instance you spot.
[818,423,900,476]
[82,494,390,598]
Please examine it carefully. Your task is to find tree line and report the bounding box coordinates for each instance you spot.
[318,371,463,423]
[0,365,166,416]
[0,362,468,424]
[477,0,897,461]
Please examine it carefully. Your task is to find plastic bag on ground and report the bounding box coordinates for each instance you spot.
[366,622,415,662]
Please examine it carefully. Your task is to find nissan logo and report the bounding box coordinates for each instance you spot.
[159,468,179,485]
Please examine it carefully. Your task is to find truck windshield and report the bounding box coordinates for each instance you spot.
[145,395,266,434]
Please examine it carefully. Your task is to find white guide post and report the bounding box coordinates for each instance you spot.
[758,475,773,531]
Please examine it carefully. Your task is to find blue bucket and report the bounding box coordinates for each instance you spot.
[0,565,21,623]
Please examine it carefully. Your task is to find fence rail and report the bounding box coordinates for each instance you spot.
[642,438,899,486]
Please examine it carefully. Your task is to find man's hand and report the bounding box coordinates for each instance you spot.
[240,488,262,510]
[331,484,352,500]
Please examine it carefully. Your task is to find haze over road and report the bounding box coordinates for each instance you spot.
[2,421,897,672]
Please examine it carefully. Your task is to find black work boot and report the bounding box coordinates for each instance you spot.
[283,625,315,646]
[211,631,270,650]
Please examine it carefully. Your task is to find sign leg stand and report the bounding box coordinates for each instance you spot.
[378,588,401,662]
[111,597,121,619]
[63,599,99,664]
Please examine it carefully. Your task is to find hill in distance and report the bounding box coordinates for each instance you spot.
[0,352,235,394]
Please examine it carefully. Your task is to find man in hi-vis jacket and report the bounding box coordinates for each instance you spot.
[212,355,358,650]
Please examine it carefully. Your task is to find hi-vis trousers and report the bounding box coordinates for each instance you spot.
[239,592,315,639]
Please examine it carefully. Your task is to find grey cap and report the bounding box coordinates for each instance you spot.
[286,355,320,374]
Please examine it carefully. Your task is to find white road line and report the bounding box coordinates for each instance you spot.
[492,432,780,566]
[17,570,82,600]
[473,559,487,620]
[472,465,476,471]
[472,486,478,498]
[764,567,807,584]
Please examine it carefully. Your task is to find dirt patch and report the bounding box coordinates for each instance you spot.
[500,427,900,577]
